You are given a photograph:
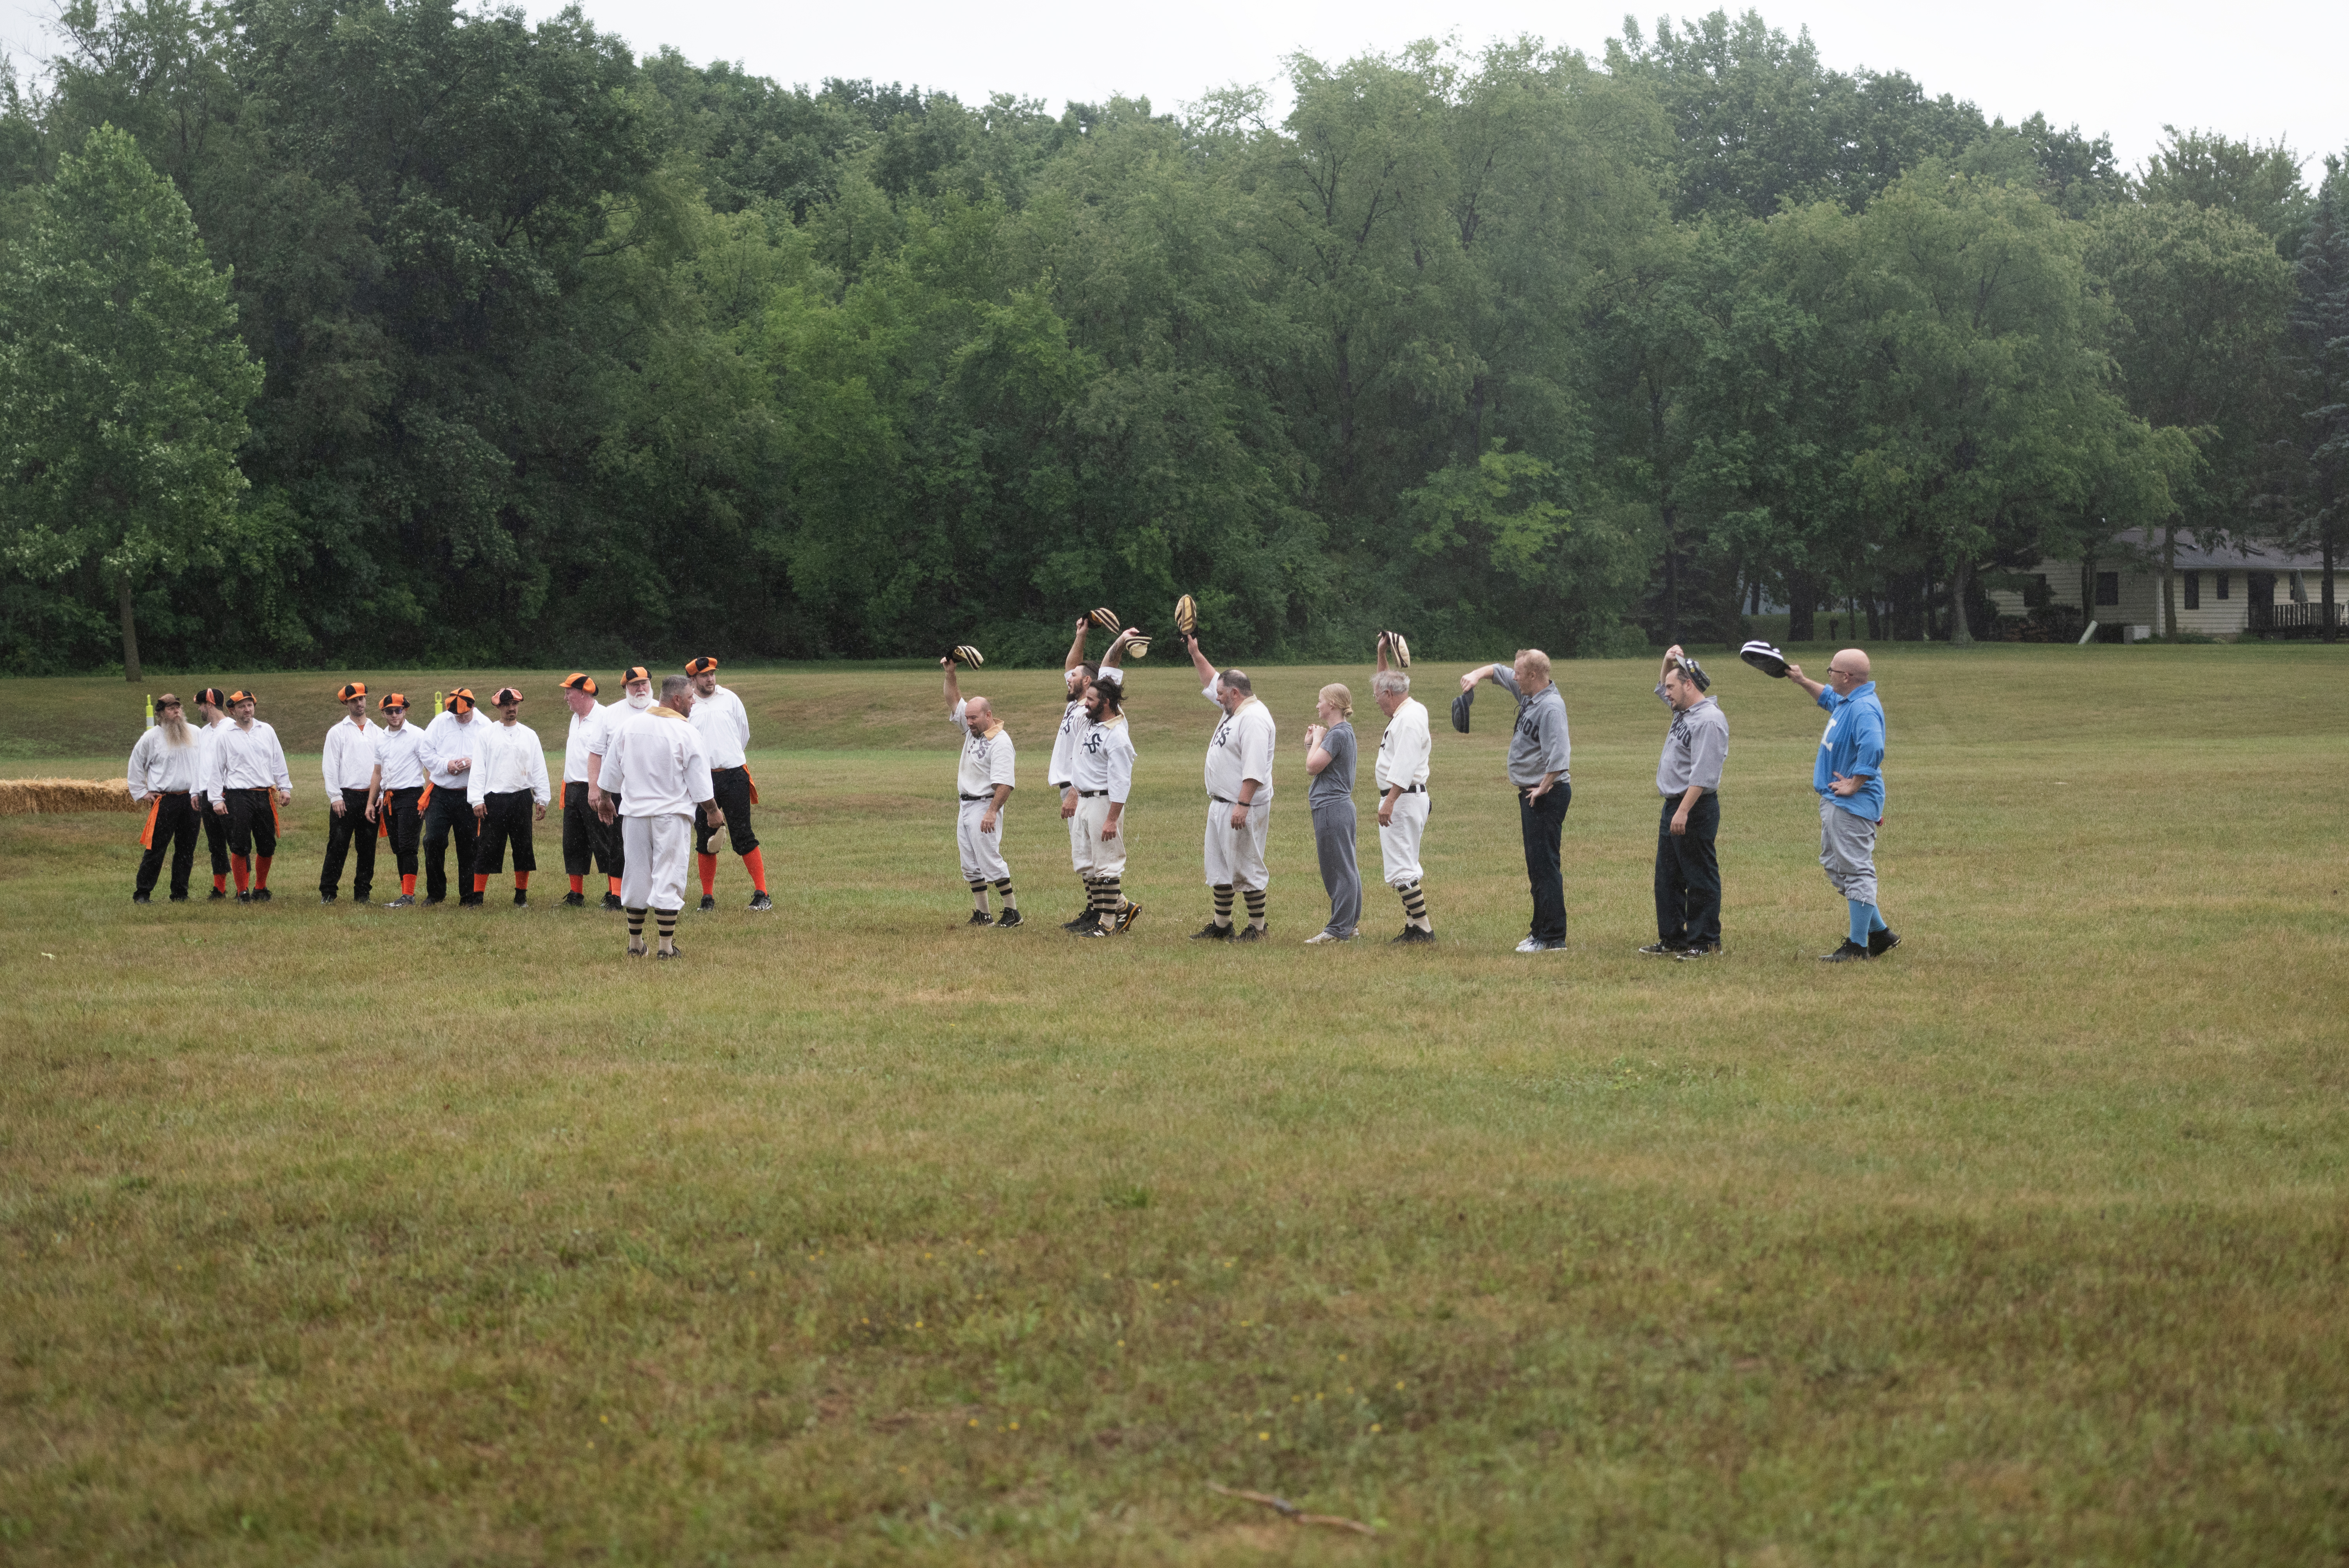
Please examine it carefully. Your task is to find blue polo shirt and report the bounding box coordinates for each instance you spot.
[1813,682,1886,820]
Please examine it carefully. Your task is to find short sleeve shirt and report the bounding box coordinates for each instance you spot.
[1310,720,1355,804]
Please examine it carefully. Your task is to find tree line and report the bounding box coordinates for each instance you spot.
[2,2,2345,677]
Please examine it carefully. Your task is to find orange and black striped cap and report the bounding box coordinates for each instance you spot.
[446,688,475,713]
[685,656,719,677]
[336,681,367,702]
[492,686,524,705]
[195,688,227,708]
[561,672,598,695]
[227,689,256,706]
[378,692,409,711]
[621,666,650,686]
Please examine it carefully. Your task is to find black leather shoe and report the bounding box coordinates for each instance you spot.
[513,889,528,907]
[132,891,151,904]
[1234,924,1266,942]
[561,891,585,908]
[207,888,227,900]
[1190,922,1234,940]
[168,893,188,902]
[748,890,773,911]
[697,895,716,913]
[234,891,251,903]
[254,887,273,902]
[1820,939,1872,962]
[320,892,336,904]
[601,892,622,911]
[1393,926,1435,944]
[1868,928,1901,956]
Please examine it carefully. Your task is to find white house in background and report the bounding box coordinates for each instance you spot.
[1990,528,2340,640]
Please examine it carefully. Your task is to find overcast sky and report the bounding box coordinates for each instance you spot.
[7,0,2345,178]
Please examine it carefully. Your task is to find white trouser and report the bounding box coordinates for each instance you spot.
[1203,796,1270,889]
[1378,789,1429,886]
[1071,793,1125,877]
[957,796,1011,883]
[1819,796,1878,906]
[620,813,692,912]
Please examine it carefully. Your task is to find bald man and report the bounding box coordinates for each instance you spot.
[1786,648,1896,961]
[941,657,1020,926]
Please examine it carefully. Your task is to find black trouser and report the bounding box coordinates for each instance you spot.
[1516,781,1572,942]
[223,788,278,860]
[201,800,230,877]
[135,793,201,898]
[319,788,378,900]
[562,780,620,878]
[473,790,537,877]
[694,766,758,856]
[380,786,423,878]
[1653,791,1721,948]
[422,785,478,902]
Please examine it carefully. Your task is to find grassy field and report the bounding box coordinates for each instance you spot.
[3,643,2346,1564]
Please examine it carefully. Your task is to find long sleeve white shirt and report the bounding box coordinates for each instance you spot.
[1203,689,1276,800]
[206,720,292,806]
[599,709,714,817]
[1071,715,1136,804]
[688,684,750,770]
[562,706,612,784]
[372,724,428,791]
[127,726,206,799]
[1047,697,1084,787]
[419,709,484,791]
[194,717,230,798]
[1374,698,1432,790]
[950,700,1016,797]
[466,720,552,806]
[321,715,382,793]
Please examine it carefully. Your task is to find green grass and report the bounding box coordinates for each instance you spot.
[3,645,2346,1564]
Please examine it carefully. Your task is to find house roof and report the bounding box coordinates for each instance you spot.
[2096,528,2326,572]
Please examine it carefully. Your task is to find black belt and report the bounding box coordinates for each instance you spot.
[959,793,991,802]
[1388,783,1426,794]
[1211,794,1249,805]
[1077,789,1107,798]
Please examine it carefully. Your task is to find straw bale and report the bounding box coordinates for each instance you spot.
[0,777,141,816]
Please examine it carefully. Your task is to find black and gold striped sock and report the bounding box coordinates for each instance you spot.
[1400,880,1430,928]
[1242,887,1267,928]
[656,909,677,950]
[1212,884,1234,927]
[969,878,989,914]
[992,878,1016,911]
[1099,876,1121,917]
[626,907,646,946]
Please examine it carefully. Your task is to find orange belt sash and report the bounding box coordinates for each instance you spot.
[743,766,759,805]
[139,796,161,849]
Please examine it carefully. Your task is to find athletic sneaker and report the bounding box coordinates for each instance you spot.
[1636,941,1679,957]
[561,891,585,908]
[1820,939,1872,962]
[656,944,683,959]
[1066,911,1102,935]
[235,891,251,903]
[1234,924,1267,942]
[1393,926,1436,944]
[1114,902,1142,934]
[1189,922,1234,940]
[1303,930,1341,944]
[748,891,773,911]
[385,894,415,908]
[994,907,1023,928]
[966,909,994,926]
[1080,923,1116,938]
[1868,928,1901,957]
[698,895,716,913]
[1515,935,1563,953]
[1675,943,1719,961]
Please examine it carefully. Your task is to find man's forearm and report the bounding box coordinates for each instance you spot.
[1678,784,1704,816]
[990,784,1012,811]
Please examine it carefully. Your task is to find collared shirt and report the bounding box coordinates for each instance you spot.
[563,705,613,784]
[206,720,291,805]
[599,708,714,817]
[1488,665,1571,787]
[194,716,230,795]
[1073,715,1135,804]
[1814,681,1886,818]
[466,720,551,806]
[1047,696,1085,787]
[1202,686,1276,800]
[372,723,427,790]
[1374,698,1432,791]
[127,725,205,799]
[1310,719,1356,804]
[321,715,381,794]
[950,700,1017,797]
[689,682,750,770]
[419,709,484,791]
[1654,688,1728,795]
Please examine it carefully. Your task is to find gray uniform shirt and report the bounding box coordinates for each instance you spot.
[1309,720,1356,805]
[1654,688,1728,794]
[1489,665,1572,787]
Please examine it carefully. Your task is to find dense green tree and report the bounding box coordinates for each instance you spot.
[2282,156,2349,636]
[0,123,261,680]
[2139,126,2311,256]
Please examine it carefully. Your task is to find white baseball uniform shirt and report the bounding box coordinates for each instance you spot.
[205,720,292,807]
[321,714,381,794]
[466,720,552,807]
[126,725,205,799]
[372,723,427,791]
[689,682,750,770]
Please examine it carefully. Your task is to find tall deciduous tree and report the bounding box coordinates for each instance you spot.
[2283,157,2349,638]
[0,123,260,679]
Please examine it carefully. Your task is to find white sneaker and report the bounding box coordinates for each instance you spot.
[1515,935,1548,953]
[1303,931,1337,944]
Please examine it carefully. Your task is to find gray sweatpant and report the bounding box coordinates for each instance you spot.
[1311,798,1361,938]
[1819,796,1878,906]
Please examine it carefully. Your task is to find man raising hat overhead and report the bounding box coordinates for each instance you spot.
[467,686,551,907]
[1184,629,1277,940]
[191,688,233,898]
[419,688,485,905]
[1458,649,1574,952]
[597,674,715,958]
[203,690,292,902]
[939,656,1021,926]
[684,657,770,912]
[1785,647,1897,962]
[365,692,426,905]
[1372,634,1436,943]
[318,682,382,905]
[126,693,204,902]
[558,673,623,909]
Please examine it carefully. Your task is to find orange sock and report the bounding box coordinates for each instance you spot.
[401,873,416,896]
[698,853,718,897]
[515,871,529,890]
[743,847,768,893]
[231,855,249,893]
[608,875,620,895]
[212,873,226,893]
[255,855,271,889]
[569,874,583,894]
[472,873,488,894]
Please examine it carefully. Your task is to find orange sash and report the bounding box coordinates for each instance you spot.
[139,796,160,849]
[744,765,759,805]
[419,781,434,813]
[268,795,281,830]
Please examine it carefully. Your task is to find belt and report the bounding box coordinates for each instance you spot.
[1388,783,1426,794]
[959,793,991,802]
[1078,789,1107,798]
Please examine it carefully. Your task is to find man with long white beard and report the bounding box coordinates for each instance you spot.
[557,672,623,909]
[586,666,654,879]
[126,693,204,902]
[597,674,715,959]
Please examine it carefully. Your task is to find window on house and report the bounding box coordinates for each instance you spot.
[2214,572,2229,600]
[2183,571,2200,609]
[2094,572,2120,606]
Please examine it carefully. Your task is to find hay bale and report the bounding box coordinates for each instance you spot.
[0,777,141,816]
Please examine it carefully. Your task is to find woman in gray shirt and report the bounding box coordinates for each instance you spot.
[1302,684,1360,942]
